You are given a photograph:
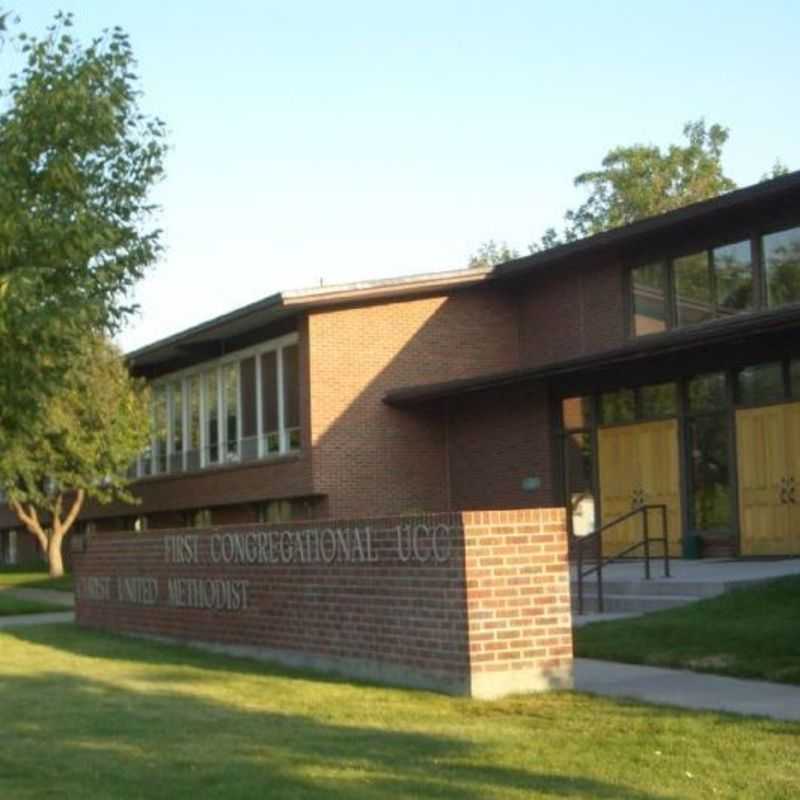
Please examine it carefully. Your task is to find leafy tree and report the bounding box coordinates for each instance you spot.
[0,336,150,576]
[471,119,789,261]
[468,239,520,269]
[0,12,165,447]
[563,119,736,239]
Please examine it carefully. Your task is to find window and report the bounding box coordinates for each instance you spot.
[153,387,168,474]
[713,240,753,313]
[170,382,183,472]
[138,335,301,477]
[600,389,636,424]
[261,350,280,454]
[687,414,732,532]
[191,509,212,528]
[282,344,301,450]
[629,227,800,336]
[764,226,800,308]
[632,263,667,335]
[675,252,713,326]
[792,360,800,398]
[187,377,201,470]
[561,396,593,430]
[240,357,258,460]
[737,363,785,406]
[205,369,220,464]
[639,383,677,418]
[688,373,727,414]
[224,363,239,461]
[563,432,596,537]
[257,500,292,524]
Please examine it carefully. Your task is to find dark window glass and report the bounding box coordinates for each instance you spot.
[687,413,732,531]
[600,389,636,424]
[187,377,201,470]
[170,382,183,472]
[562,396,593,430]
[260,351,280,453]
[632,263,667,335]
[764,226,800,308]
[640,383,677,418]
[240,357,258,460]
[713,240,753,313]
[206,370,219,463]
[564,432,596,537]
[282,344,300,432]
[791,360,800,399]
[737,363,785,406]
[688,373,727,413]
[224,364,238,460]
[153,387,168,473]
[675,252,713,326]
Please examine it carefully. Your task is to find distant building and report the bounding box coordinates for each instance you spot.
[2,171,799,560]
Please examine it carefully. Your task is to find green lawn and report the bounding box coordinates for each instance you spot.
[0,593,66,616]
[575,575,800,685]
[0,566,73,592]
[0,625,797,799]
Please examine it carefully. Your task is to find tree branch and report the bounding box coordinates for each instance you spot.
[60,489,85,536]
[10,500,48,552]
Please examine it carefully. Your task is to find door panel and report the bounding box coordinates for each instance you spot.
[637,420,683,556]
[598,426,640,554]
[786,404,800,555]
[736,404,796,555]
[598,420,682,557]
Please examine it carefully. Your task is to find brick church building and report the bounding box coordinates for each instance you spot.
[3,170,800,562]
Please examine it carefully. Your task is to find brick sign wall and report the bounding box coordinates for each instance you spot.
[73,508,573,699]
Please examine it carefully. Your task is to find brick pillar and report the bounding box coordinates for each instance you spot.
[463,509,573,699]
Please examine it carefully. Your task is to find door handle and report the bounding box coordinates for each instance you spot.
[779,476,795,505]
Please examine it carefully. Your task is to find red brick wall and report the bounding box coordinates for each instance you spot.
[73,508,572,698]
[518,255,626,368]
[447,385,557,511]
[307,287,521,518]
[463,509,572,694]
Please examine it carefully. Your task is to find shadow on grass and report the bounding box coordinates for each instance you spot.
[0,625,670,800]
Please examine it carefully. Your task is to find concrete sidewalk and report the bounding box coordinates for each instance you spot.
[1,587,75,607]
[575,658,800,722]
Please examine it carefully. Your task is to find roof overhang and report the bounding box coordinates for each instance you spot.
[384,306,800,407]
[126,266,494,370]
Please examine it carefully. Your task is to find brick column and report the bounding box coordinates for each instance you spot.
[463,509,573,698]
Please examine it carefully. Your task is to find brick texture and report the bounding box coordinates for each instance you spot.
[73,508,572,698]
[518,255,626,367]
[307,287,521,518]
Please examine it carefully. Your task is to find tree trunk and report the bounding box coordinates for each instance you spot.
[47,490,85,578]
[47,534,65,577]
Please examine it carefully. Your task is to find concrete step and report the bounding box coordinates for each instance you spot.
[570,579,726,599]
[571,593,701,614]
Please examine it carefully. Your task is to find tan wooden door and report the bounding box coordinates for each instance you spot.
[598,420,682,557]
[737,403,800,555]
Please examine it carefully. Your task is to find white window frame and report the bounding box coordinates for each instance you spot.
[139,333,299,478]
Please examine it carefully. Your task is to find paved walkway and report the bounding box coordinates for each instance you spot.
[573,557,800,588]
[0,611,74,628]
[575,658,800,722]
[1,587,75,607]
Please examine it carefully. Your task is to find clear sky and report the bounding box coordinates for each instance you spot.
[12,1,800,352]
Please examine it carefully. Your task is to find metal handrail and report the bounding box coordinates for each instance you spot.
[575,504,671,615]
